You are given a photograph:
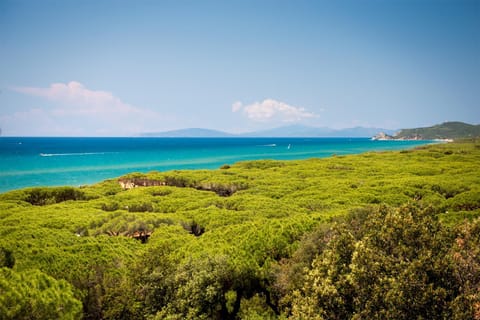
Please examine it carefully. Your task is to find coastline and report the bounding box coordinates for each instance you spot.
[0,137,434,193]
[371,132,453,142]
[372,136,453,143]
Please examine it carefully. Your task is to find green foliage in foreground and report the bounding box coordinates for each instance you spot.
[0,268,82,319]
[0,141,479,319]
[284,205,480,320]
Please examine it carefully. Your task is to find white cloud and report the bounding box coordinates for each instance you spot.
[232,98,317,122]
[12,81,141,116]
[8,81,164,136]
[231,101,243,112]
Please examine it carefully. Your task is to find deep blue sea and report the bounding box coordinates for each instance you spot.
[0,137,432,193]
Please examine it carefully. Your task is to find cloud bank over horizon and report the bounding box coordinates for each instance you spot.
[5,81,164,136]
[12,81,141,116]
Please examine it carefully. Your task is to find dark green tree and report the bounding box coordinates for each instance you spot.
[0,248,14,268]
[0,268,82,320]
[288,205,478,320]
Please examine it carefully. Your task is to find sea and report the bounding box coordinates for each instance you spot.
[0,137,433,193]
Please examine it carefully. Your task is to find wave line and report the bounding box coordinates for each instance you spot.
[39,152,108,157]
[258,144,277,147]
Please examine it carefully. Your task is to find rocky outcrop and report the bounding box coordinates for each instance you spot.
[372,132,424,141]
[118,178,165,189]
[118,177,246,197]
[106,229,153,243]
[371,132,395,140]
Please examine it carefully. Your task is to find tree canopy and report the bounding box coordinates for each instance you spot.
[0,141,479,319]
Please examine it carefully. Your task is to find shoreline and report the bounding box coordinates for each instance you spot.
[0,138,434,194]
[371,132,455,142]
[372,137,453,143]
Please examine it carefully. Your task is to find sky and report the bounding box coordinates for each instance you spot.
[0,0,479,136]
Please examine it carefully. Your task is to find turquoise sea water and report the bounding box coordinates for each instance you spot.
[0,137,432,193]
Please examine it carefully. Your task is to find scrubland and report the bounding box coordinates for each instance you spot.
[1,141,479,319]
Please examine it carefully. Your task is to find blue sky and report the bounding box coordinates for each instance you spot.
[1,0,479,136]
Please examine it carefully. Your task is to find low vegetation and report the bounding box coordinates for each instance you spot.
[0,141,479,319]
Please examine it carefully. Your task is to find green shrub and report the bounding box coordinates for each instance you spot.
[286,205,479,320]
[0,268,82,319]
[448,190,480,211]
[127,202,154,212]
[24,187,86,206]
[0,247,15,268]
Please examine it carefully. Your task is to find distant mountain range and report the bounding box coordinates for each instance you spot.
[141,128,235,138]
[141,125,396,138]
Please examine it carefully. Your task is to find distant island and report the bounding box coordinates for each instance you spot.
[141,128,235,138]
[141,125,395,138]
[372,121,480,141]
